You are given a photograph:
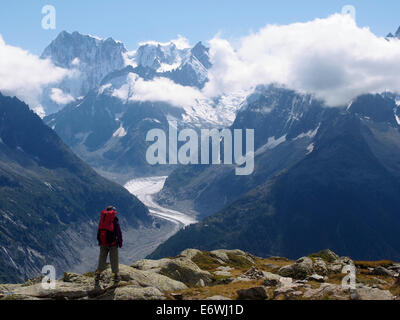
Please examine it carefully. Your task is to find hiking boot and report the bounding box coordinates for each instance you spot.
[112,274,121,286]
[94,273,101,288]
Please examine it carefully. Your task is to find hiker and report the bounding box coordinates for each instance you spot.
[94,206,123,287]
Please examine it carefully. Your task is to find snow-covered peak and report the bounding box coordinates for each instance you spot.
[132,41,191,72]
[40,32,212,115]
[40,31,128,114]
[191,41,211,69]
[41,31,127,68]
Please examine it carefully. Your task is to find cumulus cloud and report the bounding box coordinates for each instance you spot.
[204,14,400,106]
[0,34,71,108]
[113,73,202,107]
[138,35,191,50]
[50,88,75,105]
[117,14,400,109]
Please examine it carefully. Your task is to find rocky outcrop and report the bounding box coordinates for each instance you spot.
[1,249,399,301]
[159,258,214,286]
[131,259,172,273]
[356,286,394,300]
[113,286,166,300]
[237,286,269,300]
[278,257,314,279]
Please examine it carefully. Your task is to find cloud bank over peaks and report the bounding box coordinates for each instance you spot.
[138,35,191,50]
[116,14,400,109]
[0,35,73,110]
[112,73,203,107]
[204,14,400,107]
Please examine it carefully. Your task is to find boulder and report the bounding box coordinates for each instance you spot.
[160,258,213,286]
[131,258,172,273]
[102,264,187,292]
[303,283,349,300]
[312,258,328,276]
[263,271,281,281]
[237,286,269,300]
[356,286,394,300]
[197,279,206,287]
[178,249,203,260]
[310,249,340,263]
[113,286,166,300]
[371,266,395,277]
[11,281,93,299]
[307,274,325,283]
[328,263,344,274]
[210,250,230,263]
[278,257,314,279]
[388,263,400,273]
[210,249,255,264]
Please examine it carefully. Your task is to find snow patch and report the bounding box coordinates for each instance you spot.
[306,143,315,155]
[44,182,55,191]
[1,247,17,269]
[293,124,320,140]
[395,114,400,125]
[71,57,80,66]
[98,83,112,95]
[256,135,287,155]
[112,125,127,138]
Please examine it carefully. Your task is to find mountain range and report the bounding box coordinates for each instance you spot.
[150,87,400,261]
[42,31,247,179]
[38,29,400,262]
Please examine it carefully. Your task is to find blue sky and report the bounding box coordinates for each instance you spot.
[0,0,399,54]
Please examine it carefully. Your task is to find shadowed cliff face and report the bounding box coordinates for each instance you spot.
[150,92,400,262]
[0,93,151,283]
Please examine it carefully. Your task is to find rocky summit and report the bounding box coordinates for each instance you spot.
[1,249,399,301]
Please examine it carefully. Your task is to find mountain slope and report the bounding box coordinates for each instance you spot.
[156,86,331,218]
[0,93,151,283]
[149,94,400,261]
[44,69,246,180]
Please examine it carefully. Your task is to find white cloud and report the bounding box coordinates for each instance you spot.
[138,35,191,50]
[203,14,400,106]
[113,73,202,107]
[50,88,75,105]
[0,34,72,108]
[116,14,400,109]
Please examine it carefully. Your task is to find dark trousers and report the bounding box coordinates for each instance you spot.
[97,246,119,274]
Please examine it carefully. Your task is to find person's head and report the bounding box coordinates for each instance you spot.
[107,206,116,211]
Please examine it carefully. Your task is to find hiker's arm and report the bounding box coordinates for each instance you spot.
[114,217,123,248]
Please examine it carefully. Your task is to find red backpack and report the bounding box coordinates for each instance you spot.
[98,209,117,246]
